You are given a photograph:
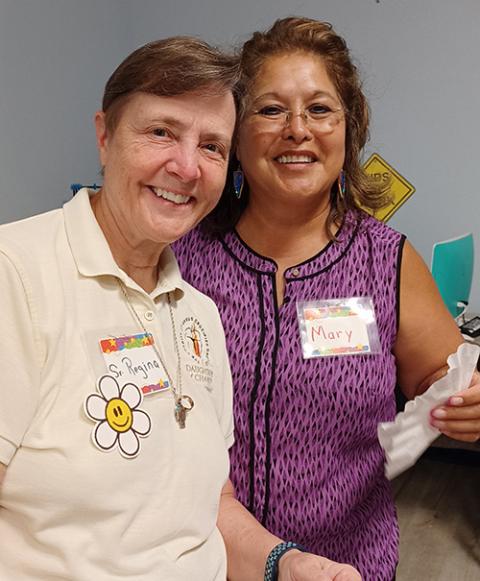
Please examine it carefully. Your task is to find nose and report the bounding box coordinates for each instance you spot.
[165,146,201,183]
[282,112,313,143]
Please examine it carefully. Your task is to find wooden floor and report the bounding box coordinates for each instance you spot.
[393,442,480,580]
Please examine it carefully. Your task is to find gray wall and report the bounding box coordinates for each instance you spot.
[0,0,131,222]
[1,0,479,310]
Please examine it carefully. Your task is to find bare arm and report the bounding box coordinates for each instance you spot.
[393,241,480,442]
[393,240,463,399]
[218,479,361,581]
[218,479,279,578]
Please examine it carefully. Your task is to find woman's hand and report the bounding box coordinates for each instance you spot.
[431,370,480,442]
[279,549,361,580]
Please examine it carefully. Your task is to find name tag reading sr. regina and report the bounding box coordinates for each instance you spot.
[297,297,381,358]
[99,332,170,396]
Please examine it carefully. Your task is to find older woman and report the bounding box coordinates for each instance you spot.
[0,36,360,581]
[174,17,480,581]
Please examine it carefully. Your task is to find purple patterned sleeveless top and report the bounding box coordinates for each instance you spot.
[173,210,405,581]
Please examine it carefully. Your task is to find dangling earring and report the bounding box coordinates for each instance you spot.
[337,169,346,201]
[233,165,244,199]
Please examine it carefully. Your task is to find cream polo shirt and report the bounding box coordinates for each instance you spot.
[0,189,233,580]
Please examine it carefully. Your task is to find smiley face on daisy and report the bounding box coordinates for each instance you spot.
[85,375,152,458]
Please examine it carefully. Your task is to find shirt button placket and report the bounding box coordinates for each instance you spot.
[144,310,155,322]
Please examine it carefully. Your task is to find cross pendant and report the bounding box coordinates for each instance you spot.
[175,402,187,429]
[174,395,194,429]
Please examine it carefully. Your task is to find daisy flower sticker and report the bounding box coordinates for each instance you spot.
[85,375,152,458]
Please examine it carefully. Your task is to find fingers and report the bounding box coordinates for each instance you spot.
[447,389,480,406]
[278,552,361,581]
[333,565,362,581]
[430,411,480,440]
[440,430,480,443]
[420,370,480,443]
[431,400,480,441]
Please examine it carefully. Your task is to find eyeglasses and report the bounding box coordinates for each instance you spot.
[249,104,345,133]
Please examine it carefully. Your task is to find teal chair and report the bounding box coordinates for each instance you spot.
[431,233,474,318]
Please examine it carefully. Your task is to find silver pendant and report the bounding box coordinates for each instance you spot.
[174,395,195,429]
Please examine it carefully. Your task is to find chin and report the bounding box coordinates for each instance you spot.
[154,224,196,245]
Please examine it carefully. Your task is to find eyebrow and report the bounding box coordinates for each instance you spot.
[147,115,186,129]
[252,90,339,104]
[145,116,232,146]
[202,132,232,148]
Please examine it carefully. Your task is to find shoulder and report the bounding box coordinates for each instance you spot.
[399,239,425,269]
[0,209,66,322]
[354,210,404,244]
[397,240,441,301]
[173,225,218,255]
[0,208,63,263]
[180,279,223,322]
[173,225,225,280]
[345,211,406,270]
[0,207,62,237]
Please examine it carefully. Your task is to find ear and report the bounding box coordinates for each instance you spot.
[94,111,109,167]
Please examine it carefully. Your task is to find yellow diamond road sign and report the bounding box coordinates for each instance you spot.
[362,153,415,222]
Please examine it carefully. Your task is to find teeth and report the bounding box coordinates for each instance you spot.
[276,155,315,164]
[152,188,190,204]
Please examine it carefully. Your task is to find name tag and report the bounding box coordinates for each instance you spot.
[296,297,381,358]
[99,333,170,396]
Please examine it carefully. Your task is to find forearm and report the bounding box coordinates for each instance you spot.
[218,479,281,580]
[218,480,362,581]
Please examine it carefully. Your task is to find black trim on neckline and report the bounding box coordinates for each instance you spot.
[282,211,354,272]
[223,211,362,278]
[220,236,275,275]
[286,216,362,281]
[231,228,278,268]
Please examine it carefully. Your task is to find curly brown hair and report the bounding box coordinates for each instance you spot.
[205,17,389,236]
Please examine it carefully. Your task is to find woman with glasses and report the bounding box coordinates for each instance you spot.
[174,17,480,581]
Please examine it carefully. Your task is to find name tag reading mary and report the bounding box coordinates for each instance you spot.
[296,297,381,358]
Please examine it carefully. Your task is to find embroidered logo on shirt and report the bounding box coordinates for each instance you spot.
[179,317,210,365]
[179,317,213,389]
[84,375,152,458]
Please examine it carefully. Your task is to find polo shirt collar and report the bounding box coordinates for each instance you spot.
[63,188,184,299]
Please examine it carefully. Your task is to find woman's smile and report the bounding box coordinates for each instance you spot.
[148,186,192,205]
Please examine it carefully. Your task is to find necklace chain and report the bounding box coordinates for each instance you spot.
[118,280,194,428]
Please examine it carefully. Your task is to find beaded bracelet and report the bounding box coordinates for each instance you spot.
[264,541,307,581]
